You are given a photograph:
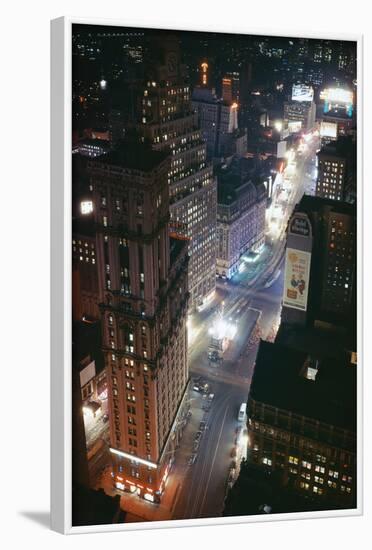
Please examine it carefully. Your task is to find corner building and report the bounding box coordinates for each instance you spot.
[89,144,189,503]
[126,37,217,309]
[247,341,356,509]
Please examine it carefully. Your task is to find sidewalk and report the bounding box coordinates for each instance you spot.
[96,389,206,523]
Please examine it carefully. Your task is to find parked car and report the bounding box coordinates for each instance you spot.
[194,431,202,442]
[188,454,197,466]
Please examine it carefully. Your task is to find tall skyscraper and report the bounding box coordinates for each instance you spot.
[222,71,240,104]
[88,143,190,503]
[192,88,240,160]
[122,37,217,309]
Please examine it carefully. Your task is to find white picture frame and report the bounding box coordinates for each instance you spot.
[51,16,363,534]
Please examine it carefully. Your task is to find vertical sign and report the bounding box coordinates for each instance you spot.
[283,248,311,311]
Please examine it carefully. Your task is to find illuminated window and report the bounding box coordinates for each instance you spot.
[81,200,93,215]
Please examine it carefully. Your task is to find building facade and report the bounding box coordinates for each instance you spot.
[283,100,316,133]
[72,222,100,322]
[73,138,111,158]
[247,341,356,509]
[124,38,217,310]
[192,88,240,161]
[316,137,356,203]
[88,144,190,503]
[222,71,240,104]
[216,176,266,279]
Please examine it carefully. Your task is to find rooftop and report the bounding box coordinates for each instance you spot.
[297,194,356,217]
[250,340,356,433]
[317,135,356,159]
[93,142,169,172]
[217,170,266,206]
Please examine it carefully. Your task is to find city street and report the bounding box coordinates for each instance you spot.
[169,131,320,519]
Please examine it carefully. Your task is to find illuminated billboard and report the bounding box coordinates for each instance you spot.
[320,88,353,104]
[288,120,302,133]
[292,84,314,102]
[320,88,354,118]
[283,248,311,311]
[320,121,338,138]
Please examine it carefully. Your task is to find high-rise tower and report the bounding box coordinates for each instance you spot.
[89,142,189,503]
[123,36,217,309]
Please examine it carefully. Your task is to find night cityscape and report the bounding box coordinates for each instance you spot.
[71,24,357,526]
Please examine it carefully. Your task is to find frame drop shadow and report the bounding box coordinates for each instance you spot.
[19,511,50,529]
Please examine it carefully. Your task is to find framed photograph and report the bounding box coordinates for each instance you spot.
[51,16,362,534]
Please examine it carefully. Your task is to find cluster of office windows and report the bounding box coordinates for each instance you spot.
[73,239,96,264]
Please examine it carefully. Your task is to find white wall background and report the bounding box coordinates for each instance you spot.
[1,1,370,548]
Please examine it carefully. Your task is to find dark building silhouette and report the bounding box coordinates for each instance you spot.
[245,340,356,510]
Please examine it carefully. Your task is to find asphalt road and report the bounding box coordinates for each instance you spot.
[172,379,247,520]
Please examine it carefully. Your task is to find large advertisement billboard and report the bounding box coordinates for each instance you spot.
[292,84,314,102]
[320,121,338,138]
[320,88,354,118]
[283,248,311,311]
[320,87,353,104]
